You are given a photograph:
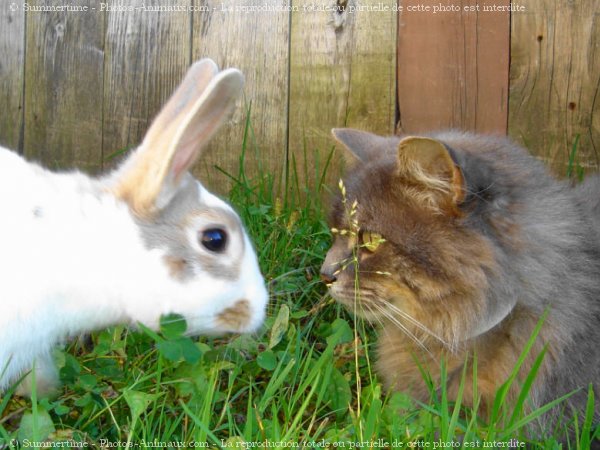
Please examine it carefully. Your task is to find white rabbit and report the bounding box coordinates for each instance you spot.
[0,59,268,395]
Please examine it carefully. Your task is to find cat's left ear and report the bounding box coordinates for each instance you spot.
[332,128,391,163]
[397,136,465,207]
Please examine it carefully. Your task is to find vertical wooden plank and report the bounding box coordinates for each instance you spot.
[103,0,192,170]
[192,0,290,193]
[24,0,104,171]
[397,0,510,134]
[0,4,25,152]
[289,0,397,192]
[509,0,600,174]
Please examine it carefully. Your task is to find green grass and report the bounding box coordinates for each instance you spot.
[0,120,598,449]
[567,134,585,182]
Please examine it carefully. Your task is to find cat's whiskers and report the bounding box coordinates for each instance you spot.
[365,305,396,345]
[349,291,382,326]
[376,299,449,348]
[353,299,383,327]
[341,287,446,351]
[370,302,433,356]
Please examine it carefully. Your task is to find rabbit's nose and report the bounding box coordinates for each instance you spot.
[319,268,337,284]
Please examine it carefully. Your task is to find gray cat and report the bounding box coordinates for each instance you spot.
[321,128,600,441]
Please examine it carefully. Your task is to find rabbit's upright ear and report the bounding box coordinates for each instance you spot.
[112,59,244,217]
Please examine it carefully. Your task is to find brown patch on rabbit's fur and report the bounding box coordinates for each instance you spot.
[163,255,188,280]
[323,129,600,432]
[215,299,251,331]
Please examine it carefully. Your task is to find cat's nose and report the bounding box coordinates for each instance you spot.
[320,269,337,284]
[321,249,343,284]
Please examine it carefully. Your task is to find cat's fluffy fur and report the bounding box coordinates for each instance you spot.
[321,129,600,436]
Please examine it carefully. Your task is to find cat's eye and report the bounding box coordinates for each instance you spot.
[199,228,228,253]
[361,231,384,252]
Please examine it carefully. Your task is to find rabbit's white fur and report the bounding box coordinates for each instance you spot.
[0,60,268,394]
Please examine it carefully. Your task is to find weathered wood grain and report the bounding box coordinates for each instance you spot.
[23,0,104,171]
[2,0,597,186]
[191,0,290,193]
[397,0,510,134]
[0,4,25,152]
[509,0,600,174]
[289,0,397,194]
[102,0,192,171]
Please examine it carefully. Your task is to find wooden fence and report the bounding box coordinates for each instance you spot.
[0,0,598,194]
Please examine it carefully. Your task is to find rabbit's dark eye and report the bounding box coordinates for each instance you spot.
[200,228,228,253]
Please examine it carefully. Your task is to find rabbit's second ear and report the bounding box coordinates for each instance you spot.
[112,59,244,217]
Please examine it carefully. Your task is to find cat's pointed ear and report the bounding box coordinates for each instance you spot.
[331,128,389,163]
[397,136,465,207]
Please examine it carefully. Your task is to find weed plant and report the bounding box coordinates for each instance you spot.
[0,119,597,449]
